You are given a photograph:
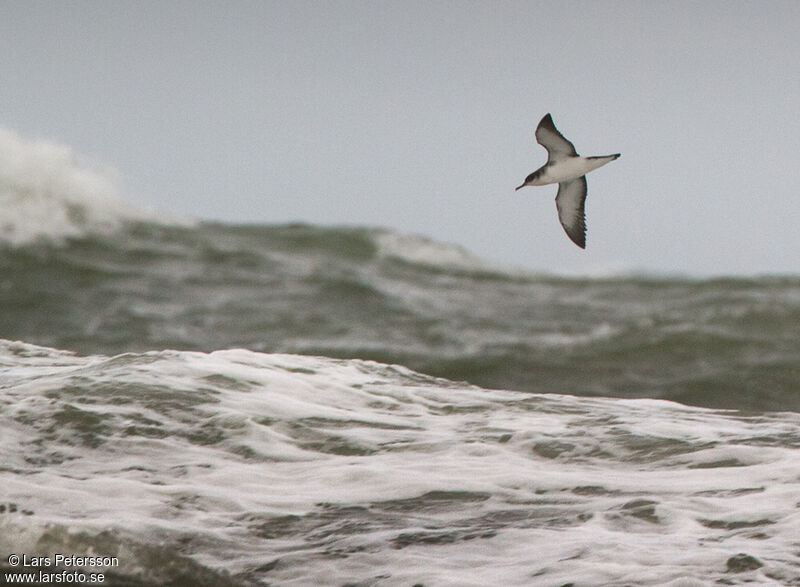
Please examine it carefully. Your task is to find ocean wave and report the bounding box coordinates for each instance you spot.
[2,340,799,585]
[0,127,181,246]
[1,221,798,412]
[371,228,525,276]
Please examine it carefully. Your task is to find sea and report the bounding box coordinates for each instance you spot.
[1,129,800,586]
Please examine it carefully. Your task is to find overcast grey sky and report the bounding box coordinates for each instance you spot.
[2,1,798,275]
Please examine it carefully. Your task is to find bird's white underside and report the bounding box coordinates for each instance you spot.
[530,156,617,186]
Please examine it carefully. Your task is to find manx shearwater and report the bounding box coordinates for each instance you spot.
[516,113,619,249]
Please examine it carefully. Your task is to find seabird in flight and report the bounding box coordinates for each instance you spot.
[516,114,619,249]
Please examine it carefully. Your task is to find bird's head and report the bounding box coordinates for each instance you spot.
[515,171,537,191]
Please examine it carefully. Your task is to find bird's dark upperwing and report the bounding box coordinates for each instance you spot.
[555,176,587,249]
[536,114,578,162]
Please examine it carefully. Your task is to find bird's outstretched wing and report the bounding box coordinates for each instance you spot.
[536,113,578,162]
[555,176,587,248]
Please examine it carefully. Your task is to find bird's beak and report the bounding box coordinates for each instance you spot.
[515,184,525,191]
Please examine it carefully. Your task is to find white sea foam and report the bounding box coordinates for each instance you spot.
[0,127,175,246]
[1,340,799,585]
[372,228,527,276]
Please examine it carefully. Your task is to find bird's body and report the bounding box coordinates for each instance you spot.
[524,154,619,187]
[516,114,619,249]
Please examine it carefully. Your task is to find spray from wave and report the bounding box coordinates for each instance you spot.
[0,127,175,246]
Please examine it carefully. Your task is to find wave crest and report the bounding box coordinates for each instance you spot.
[0,127,160,246]
[372,228,521,275]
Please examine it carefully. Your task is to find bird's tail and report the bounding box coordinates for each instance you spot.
[588,153,620,160]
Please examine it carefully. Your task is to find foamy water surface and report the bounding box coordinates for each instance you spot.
[2,341,799,585]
